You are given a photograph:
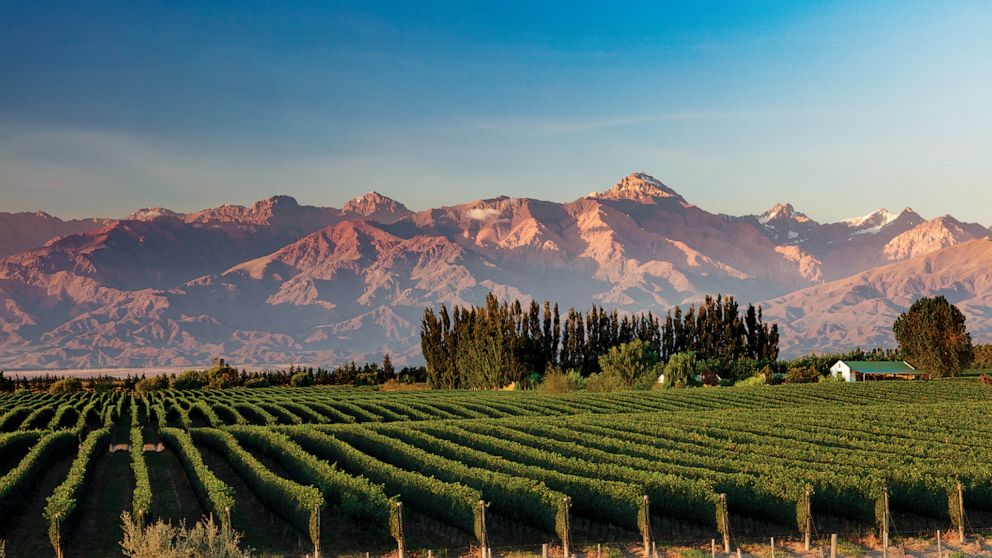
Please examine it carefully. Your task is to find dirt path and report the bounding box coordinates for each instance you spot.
[145,449,203,526]
[0,455,74,558]
[66,451,134,558]
[196,444,307,556]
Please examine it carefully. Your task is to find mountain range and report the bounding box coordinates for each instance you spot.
[1,172,989,369]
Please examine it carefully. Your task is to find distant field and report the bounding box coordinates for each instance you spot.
[2,381,992,557]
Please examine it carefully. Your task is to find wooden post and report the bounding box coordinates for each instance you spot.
[804,486,813,551]
[720,493,731,554]
[830,534,837,558]
[770,537,775,558]
[642,495,652,558]
[957,481,966,543]
[562,497,571,558]
[396,502,405,558]
[711,539,716,558]
[736,550,741,558]
[541,543,548,558]
[937,529,942,558]
[478,500,489,558]
[882,487,889,558]
[652,541,657,558]
[314,505,321,558]
[597,543,602,558]
[429,551,433,558]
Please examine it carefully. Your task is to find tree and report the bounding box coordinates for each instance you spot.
[784,365,820,384]
[382,354,394,377]
[661,351,697,389]
[893,296,973,378]
[48,377,83,394]
[596,339,662,390]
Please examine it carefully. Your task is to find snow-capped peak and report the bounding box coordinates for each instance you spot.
[126,207,183,222]
[841,208,901,234]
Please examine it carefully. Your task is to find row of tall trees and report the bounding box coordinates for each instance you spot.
[421,292,779,389]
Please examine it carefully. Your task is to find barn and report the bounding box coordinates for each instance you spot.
[829,360,926,382]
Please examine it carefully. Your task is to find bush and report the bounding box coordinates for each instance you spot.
[539,369,572,393]
[135,376,168,393]
[244,376,270,388]
[170,370,207,390]
[597,339,663,390]
[785,365,821,384]
[734,375,766,387]
[289,372,314,387]
[661,352,697,389]
[584,372,626,392]
[48,378,83,394]
[120,512,254,558]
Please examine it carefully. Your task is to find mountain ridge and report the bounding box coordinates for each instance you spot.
[1,172,989,368]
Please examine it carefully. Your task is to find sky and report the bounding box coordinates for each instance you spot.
[0,1,990,223]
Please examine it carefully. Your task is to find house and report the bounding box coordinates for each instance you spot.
[829,360,926,382]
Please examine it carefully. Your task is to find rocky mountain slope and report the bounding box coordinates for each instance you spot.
[0,173,988,368]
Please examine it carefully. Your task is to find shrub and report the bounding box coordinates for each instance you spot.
[135,376,168,393]
[289,372,313,387]
[120,512,254,558]
[48,378,83,394]
[170,370,208,390]
[539,369,572,393]
[734,375,766,387]
[661,352,697,389]
[244,376,270,388]
[785,365,821,384]
[598,340,663,390]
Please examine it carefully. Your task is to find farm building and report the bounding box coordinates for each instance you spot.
[830,360,926,382]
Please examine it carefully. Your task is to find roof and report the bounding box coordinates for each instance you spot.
[837,361,923,374]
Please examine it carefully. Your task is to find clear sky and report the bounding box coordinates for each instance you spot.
[1,1,989,224]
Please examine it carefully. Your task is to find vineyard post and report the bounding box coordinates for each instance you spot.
[770,536,775,558]
[882,487,889,558]
[711,539,716,558]
[830,534,837,558]
[562,497,572,558]
[652,541,658,558]
[478,500,489,558]
[804,486,812,551]
[55,512,62,558]
[314,504,320,558]
[937,529,942,558]
[642,495,652,557]
[720,493,730,553]
[957,481,965,543]
[396,502,405,558]
[541,543,548,558]
[598,543,602,558]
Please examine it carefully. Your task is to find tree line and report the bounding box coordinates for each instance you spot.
[420,292,779,389]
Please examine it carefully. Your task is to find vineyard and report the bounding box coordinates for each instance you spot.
[1,381,992,557]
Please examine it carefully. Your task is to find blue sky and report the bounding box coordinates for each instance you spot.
[1,1,989,223]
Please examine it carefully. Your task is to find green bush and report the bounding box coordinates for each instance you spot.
[135,376,168,393]
[170,370,208,390]
[661,352,697,389]
[597,339,662,390]
[289,372,314,387]
[734,374,766,387]
[785,365,821,384]
[48,378,83,394]
[130,428,152,520]
[44,428,111,553]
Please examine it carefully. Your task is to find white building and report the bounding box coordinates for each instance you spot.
[829,360,924,382]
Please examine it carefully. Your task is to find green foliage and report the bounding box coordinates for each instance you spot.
[661,352,697,389]
[894,296,973,378]
[973,344,992,369]
[119,512,254,558]
[135,376,168,393]
[538,368,583,393]
[48,377,83,394]
[45,428,112,553]
[0,431,75,519]
[159,428,235,534]
[597,339,663,390]
[171,370,209,390]
[784,365,821,384]
[734,374,766,387]
[289,371,314,387]
[191,428,324,547]
[226,426,391,528]
[130,428,152,521]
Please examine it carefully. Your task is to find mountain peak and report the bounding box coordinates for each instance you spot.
[342,191,412,223]
[595,172,685,203]
[759,203,812,224]
[126,207,183,222]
